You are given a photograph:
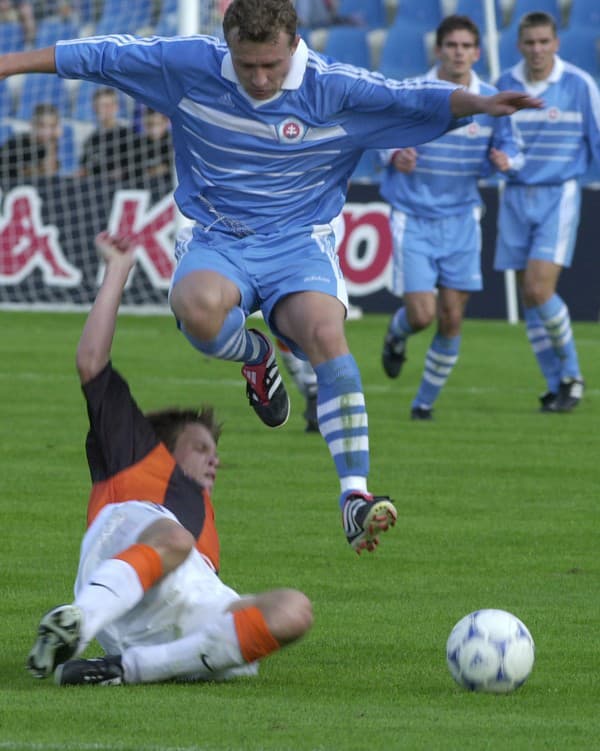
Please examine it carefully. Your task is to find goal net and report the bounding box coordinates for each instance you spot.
[0,0,221,312]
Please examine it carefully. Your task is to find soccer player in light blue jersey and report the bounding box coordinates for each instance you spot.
[494,11,600,413]
[380,15,523,420]
[0,0,542,553]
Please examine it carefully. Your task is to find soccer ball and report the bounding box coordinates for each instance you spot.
[446,609,535,693]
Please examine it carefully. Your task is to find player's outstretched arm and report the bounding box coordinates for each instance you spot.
[76,233,137,385]
[450,89,544,119]
[0,46,57,78]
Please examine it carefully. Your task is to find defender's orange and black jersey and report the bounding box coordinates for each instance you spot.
[82,362,220,573]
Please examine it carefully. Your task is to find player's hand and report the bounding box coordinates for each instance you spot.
[485,91,544,116]
[391,147,417,173]
[94,231,136,268]
[489,147,511,172]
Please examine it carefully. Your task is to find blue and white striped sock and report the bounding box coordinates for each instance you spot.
[314,354,370,508]
[412,333,460,409]
[181,306,269,363]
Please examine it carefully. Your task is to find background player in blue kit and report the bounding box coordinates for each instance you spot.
[0,0,542,553]
[494,11,600,413]
[380,15,523,421]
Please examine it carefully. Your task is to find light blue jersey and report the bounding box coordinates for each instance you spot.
[55,35,469,235]
[379,70,522,218]
[496,57,600,185]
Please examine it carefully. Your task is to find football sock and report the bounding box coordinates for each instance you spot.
[122,606,278,684]
[74,545,162,652]
[389,306,414,338]
[534,294,581,380]
[412,333,460,409]
[181,306,269,363]
[314,354,369,506]
[523,306,561,392]
[276,339,317,398]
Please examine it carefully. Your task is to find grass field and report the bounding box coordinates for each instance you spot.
[1,311,599,751]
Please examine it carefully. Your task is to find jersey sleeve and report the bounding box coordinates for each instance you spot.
[341,75,472,149]
[55,35,218,116]
[82,361,158,483]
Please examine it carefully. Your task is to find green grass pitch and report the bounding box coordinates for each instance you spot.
[1,310,599,751]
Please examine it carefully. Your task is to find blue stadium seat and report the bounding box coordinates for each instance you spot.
[558,27,600,79]
[0,21,25,54]
[15,74,71,121]
[0,123,14,145]
[95,0,154,34]
[72,81,133,123]
[0,79,12,118]
[323,27,371,69]
[58,122,78,176]
[154,0,178,35]
[77,0,96,25]
[34,18,80,47]
[498,26,521,70]
[378,24,429,79]
[508,0,562,28]
[391,0,442,32]
[453,0,505,30]
[336,0,386,30]
[351,149,381,184]
[567,0,600,29]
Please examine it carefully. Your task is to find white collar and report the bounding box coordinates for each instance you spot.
[221,37,309,105]
[425,65,482,94]
[512,55,563,86]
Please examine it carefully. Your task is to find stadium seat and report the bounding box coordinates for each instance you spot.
[567,0,600,30]
[336,0,386,30]
[14,74,71,122]
[72,81,133,123]
[508,0,562,28]
[498,27,521,70]
[0,21,25,54]
[558,27,600,80]
[154,0,178,35]
[378,24,430,79]
[350,149,381,184]
[34,18,80,47]
[94,0,154,35]
[390,0,442,32]
[0,122,14,145]
[453,0,505,30]
[58,122,78,176]
[323,27,371,69]
[0,78,13,118]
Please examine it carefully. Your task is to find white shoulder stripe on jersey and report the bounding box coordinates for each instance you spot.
[180,98,347,141]
[58,33,223,49]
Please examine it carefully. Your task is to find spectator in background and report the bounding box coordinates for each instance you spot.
[131,107,173,183]
[14,1,75,44]
[0,102,62,181]
[0,0,19,24]
[294,0,362,29]
[79,87,137,181]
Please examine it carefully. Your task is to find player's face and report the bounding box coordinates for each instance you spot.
[518,24,558,80]
[173,423,219,492]
[436,29,480,84]
[33,113,61,143]
[227,29,299,100]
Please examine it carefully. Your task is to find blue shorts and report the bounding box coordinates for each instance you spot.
[390,208,483,295]
[170,224,348,351]
[494,181,581,270]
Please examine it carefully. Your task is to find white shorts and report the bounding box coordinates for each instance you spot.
[74,502,241,655]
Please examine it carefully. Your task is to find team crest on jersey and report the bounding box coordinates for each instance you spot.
[466,122,480,137]
[547,107,560,121]
[277,117,306,143]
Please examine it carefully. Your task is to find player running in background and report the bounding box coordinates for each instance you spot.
[27,233,312,687]
[494,11,600,413]
[0,0,542,552]
[380,15,523,420]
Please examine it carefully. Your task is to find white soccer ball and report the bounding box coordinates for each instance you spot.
[446,609,535,693]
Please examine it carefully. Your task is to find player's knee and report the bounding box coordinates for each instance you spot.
[138,519,194,574]
[310,319,346,359]
[271,589,313,644]
[171,281,226,340]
